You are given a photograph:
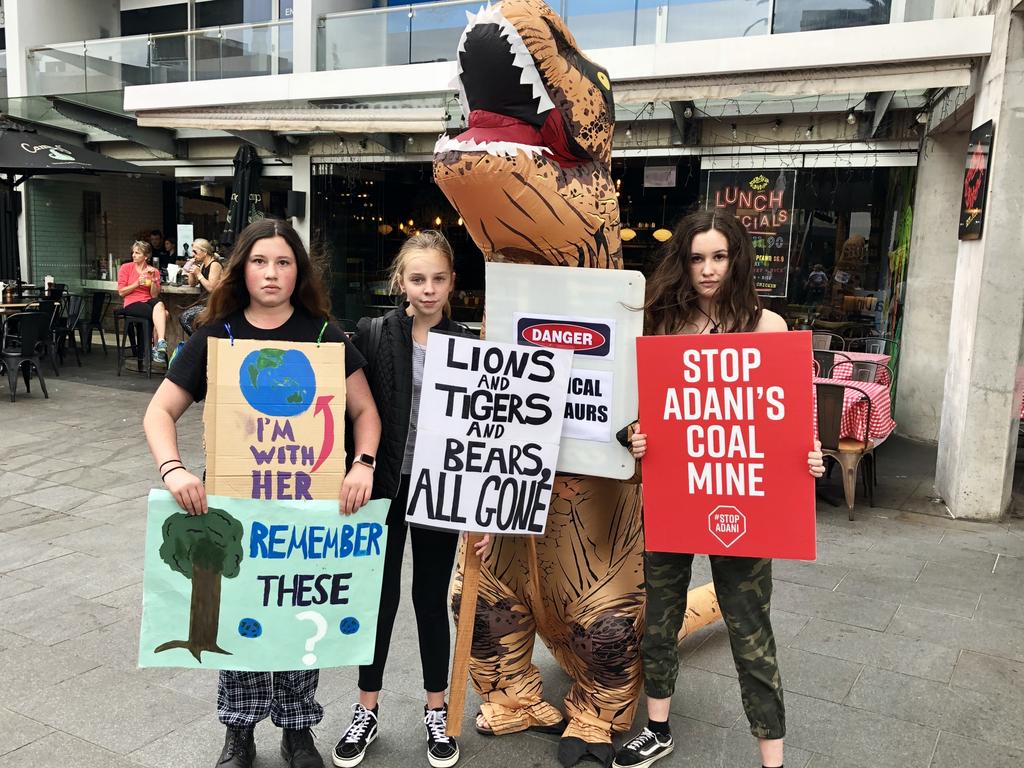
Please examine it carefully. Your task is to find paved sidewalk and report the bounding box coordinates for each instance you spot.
[1,368,1023,768]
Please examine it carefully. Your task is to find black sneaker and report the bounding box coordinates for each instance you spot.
[424,704,460,768]
[215,726,255,768]
[612,727,674,768]
[333,704,379,768]
[282,727,324,768]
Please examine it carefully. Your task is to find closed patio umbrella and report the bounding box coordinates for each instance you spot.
[221,144,263,248]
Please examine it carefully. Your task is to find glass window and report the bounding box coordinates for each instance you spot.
[772,0,891,34]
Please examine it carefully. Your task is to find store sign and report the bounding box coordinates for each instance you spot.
[637,331,816,560]
[706,170,797,298]
[958,120,994,241]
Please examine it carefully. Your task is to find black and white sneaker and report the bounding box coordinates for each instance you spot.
[612,727,674,768]
[332,704,378,768]
[424,705,460,768]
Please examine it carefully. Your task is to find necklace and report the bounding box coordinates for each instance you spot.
[695,305,721,334]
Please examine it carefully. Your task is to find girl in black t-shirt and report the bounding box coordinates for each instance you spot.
[144,219,381,768]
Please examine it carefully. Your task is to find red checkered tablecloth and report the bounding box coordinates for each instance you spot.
[829,352,892,386]
[813,377,896,441]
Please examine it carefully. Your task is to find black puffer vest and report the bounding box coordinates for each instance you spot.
[351,308,471,500]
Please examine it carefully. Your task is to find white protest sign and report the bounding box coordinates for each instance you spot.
[486,263,645,479]
[406,335,573,535]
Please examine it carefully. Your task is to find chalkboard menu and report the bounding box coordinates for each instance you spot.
[706,170,797,298]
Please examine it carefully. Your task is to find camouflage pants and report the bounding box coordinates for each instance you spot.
[642,552,785,739]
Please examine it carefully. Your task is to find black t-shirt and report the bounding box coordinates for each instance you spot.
[167,308,367,402]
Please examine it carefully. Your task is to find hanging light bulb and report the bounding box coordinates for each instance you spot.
[434,216,442,227]
[772,119,781,134]
[805,125,814,139]
[457,216,464,226]
[408,219,414,227]
[846,110,857,126]
[625,126,632,139]
[683,106,694,119]
[731,123,738,140]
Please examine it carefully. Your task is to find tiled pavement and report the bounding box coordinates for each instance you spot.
[2,354,1024,767]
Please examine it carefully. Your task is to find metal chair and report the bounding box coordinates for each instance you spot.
[78,291,111,354]
[816,381,876,520]
[53,294,85,367]
[812,331,845,351]
[1,312,50,402]
[848,336,899,356]
[814,350,851,379]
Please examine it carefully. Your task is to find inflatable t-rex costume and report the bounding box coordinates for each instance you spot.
[433,3,718,765]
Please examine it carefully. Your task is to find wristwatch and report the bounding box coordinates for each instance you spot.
[354,453,376,470]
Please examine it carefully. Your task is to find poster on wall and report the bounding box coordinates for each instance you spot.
[637,331,816,560]
[958,120,994,241]
[706,170,797,298]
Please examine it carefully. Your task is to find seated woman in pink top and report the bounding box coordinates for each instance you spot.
[117,240,170,363]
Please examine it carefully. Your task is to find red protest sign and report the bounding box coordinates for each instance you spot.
[637,331,816,560]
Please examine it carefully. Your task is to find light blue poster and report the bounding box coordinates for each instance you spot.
[139,490,389,671]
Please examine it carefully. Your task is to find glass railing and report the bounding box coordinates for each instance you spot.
[320,0,914,70]
[27,20,293,96]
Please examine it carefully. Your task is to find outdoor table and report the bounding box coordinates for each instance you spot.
[829,351,892,385]
[813,376,896,441]
[82,280,200,352]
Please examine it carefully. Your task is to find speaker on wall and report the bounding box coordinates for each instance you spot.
[286,190,306,220]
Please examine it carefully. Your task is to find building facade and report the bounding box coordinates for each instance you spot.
[0,0,1020,519]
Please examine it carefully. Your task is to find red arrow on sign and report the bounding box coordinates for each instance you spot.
[310,395,334,473]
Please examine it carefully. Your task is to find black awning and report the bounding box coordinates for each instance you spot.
[0,118,159,186]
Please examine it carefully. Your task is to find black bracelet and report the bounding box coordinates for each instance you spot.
[162,465,187,482]
[159,459,183,471]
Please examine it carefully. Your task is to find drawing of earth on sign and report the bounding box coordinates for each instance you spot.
[239,348,316,417]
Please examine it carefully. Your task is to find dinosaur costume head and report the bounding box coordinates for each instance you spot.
[433,0,621,269]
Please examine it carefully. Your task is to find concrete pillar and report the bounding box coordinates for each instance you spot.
[895,131,967,441]
[936,5,1024,519]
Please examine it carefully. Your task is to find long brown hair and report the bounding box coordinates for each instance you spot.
[197,219,331,328]
[642,209,761,334]
[388,229,456,317]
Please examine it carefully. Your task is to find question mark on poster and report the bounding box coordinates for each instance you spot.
[296,611,327,665]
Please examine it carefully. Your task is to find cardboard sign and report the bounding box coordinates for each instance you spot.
[204,338,347,502]
[139,490,389,671]
[486,262,645,479]
[406,335,572,535]
[637,331,816,560]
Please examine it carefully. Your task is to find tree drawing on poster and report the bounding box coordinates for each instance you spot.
[154,508,244,661]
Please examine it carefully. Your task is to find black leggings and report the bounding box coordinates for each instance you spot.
[358,475,460,694]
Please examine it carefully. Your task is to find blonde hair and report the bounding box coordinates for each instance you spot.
[192,238,216,260]
[388,230,456,315]
[132,240,152,258]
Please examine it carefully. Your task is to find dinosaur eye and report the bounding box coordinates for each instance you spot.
[597,72,610,90]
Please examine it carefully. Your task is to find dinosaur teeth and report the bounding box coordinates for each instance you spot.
[454,1,555,120]
[433,135,552,160]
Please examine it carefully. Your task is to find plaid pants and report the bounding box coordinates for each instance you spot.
[217,670,323,729]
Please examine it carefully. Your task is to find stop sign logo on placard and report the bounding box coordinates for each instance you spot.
[708,506,747,548]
